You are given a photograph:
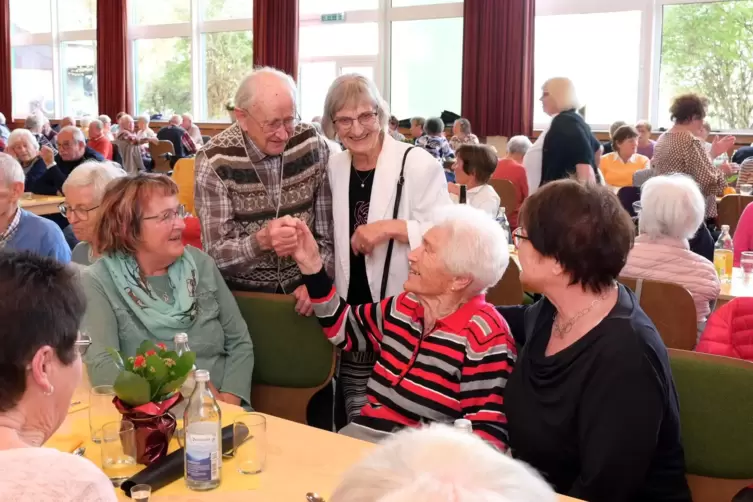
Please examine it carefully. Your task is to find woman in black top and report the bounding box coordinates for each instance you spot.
[537,77,601,186]
[502,180,691,502]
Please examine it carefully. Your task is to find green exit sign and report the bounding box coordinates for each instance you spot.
[321,12,345,22]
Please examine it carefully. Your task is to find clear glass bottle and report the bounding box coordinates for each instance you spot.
[714,225,734,283]
[184,370,222,491]
[172,333,196,417]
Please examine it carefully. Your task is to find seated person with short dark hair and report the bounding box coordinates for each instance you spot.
[157,115,198,167]
[416,117,455,181]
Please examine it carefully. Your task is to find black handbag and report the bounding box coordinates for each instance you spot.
[380,147,413,299]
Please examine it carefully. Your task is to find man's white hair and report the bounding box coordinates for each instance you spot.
[24,113,42,133]
[182,112,193,123]
[639,173,705,240]
[89,119,103,132]
[542,77,581,112]
[507,135,532,156]
[8,128,38,151]
[63,161,125,203]
[137,114,150,125]
[234,66,297,111]
[0,153,26,187]
[119,114,133,128]
[330,424,556,502]
[80,116,92,128]
[59,125,85,144]
[98,114,112,125]
[432,204,509,294]
[169,114,182,126]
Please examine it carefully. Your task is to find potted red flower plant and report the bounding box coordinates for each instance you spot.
[107,340,196,465]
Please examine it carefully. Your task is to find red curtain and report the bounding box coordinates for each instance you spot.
[97,0,131,118]
[253,0,299,80]
[0,0,11,121]
[461,0,535,138]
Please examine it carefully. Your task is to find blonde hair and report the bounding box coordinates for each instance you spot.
[92,173,179,255]
[542,77,580,112]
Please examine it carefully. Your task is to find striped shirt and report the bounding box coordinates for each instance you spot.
[305,268,516,450]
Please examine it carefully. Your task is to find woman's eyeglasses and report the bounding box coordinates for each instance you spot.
[512,228,530,249]
[333,111,379,130]
[75,332,92,357]
[142,204,187,224]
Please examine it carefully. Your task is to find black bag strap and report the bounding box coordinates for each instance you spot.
[380,147,413,299]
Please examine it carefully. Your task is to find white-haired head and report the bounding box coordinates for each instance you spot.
[61,116,76,128]
[432,204,509,294]
[639,173,705,241]
[98,114,112,125]
[59,125,85,144]
[169,114,182,126]
[80,116,92,128]
[0,152,25,188]
[541,77,580,114]
[118,113,134,131]
[63,161,126,204]
[321,74,390,140]
[507,135,532,157]
[234,66,297,112]
[330,424,556,502]
[8,128,39,151]
[24,114,43,133]
[89,119,103,136]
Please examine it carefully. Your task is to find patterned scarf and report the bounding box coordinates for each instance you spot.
[0,207,22,249]
[101,250,199,340]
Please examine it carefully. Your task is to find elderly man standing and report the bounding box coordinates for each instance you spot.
[182,113,203,147]
[195,67,334,313]
[87,119,113,160]
[53,126,104,176]
[0,153,70,262]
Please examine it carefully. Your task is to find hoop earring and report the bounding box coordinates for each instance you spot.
[44,385,54,396]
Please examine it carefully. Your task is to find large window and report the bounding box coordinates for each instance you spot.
[129,0,252,121]
[10,0,97,118]
[297,1,463,123]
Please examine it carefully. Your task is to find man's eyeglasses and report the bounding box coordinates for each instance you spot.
[59,203,100,221]
[75,332,92,357]
[512,227,530,249]
[142,204,187,224]
[239,108,300,134]
[332,111,379,130]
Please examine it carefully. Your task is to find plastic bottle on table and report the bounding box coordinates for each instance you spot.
[184,369,222,491]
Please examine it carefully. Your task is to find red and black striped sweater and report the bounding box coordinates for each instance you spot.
[304,268,516,450]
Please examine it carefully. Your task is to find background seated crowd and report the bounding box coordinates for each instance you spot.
[3,65,753,502]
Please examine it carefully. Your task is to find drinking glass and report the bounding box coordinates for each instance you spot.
[234,413,267,474]
[741,252,753,276]
[129,484,152,502]
[89,385,118,443]
[632,201,642,217]
[100,420,139,486]
[741,184,753,196]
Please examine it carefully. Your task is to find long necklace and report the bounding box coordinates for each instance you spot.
[353,166,375,188]
[552,285,616,339]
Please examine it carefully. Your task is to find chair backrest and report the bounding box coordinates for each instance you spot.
[668,349,753,479]
[717,194,753,235]
[171,158,195,215]
[618,277,697,350]
[489,179,518,219]
[111,142,123,167]
[486,258,524,306]
[617,186,641,217]
[201,135,211,145]
[149,140,175,173]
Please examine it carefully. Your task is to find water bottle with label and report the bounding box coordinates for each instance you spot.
[714,225,734,283]
[172,333,196,418]
[184,370,222,490]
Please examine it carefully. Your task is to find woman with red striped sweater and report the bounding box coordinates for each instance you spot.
[287,204,515,450]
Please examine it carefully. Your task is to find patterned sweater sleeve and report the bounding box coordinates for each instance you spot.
[460,313,516,451]
[303,267,389,353]
[687,137,727,197]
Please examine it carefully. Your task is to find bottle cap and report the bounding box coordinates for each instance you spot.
[722,224,730,231]
[174,333,188,343]
[194,369,210,382]
[500,207,506,214]
[454,418,472,432]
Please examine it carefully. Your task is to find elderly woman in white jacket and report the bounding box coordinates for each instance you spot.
[621,174,720,335]
[322,74,451,424]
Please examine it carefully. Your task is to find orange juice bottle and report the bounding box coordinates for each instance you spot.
[714,225,734,283]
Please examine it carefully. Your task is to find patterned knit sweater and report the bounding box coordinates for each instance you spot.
[195,121,334,292]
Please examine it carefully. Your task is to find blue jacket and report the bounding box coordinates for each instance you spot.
[4,209,71,263]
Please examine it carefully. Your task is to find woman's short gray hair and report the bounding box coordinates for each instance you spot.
[321,74,390,139]
[455,118,472,134]
[98,114,112,125]
[24,114,42,132]
[330,424,556,502]
[62,161,126,203]
[8,128,39,151]
[639,173,704,240]
[507,135,532,156]
[543,77,581,112]
[432,204,509,294]
[137,114,150,125]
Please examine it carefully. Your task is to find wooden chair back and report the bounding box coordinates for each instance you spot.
[618,277,697,350]
[489,179,518,220]
[486,258,524,306]
[171,157,196,215]
[717,194,753,235]
[232,291,336,425]
[149,140,175,173]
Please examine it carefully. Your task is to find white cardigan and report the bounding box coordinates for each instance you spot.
[329,134,452,301]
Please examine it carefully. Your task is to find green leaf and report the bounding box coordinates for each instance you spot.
[106,348,125,371]
[157,374,188,401]
[113,371,152,407]
[145,354,169,399]
[174,352,196,378]
[137,340,158,355]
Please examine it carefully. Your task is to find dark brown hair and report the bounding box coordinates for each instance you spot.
[93,173,179,255]
[519,179,635,293]
[611,125,639,150]
[456,144,498,184]
[670,93,708,124]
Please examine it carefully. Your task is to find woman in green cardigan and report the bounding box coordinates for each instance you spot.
[81,173,254,406]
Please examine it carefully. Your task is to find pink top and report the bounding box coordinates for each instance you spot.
[733,203,753,266]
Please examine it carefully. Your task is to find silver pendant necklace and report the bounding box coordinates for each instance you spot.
[353,167,375,188]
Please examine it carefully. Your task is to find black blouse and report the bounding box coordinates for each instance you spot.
[541,109,600,186]
[503,286,691,502]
